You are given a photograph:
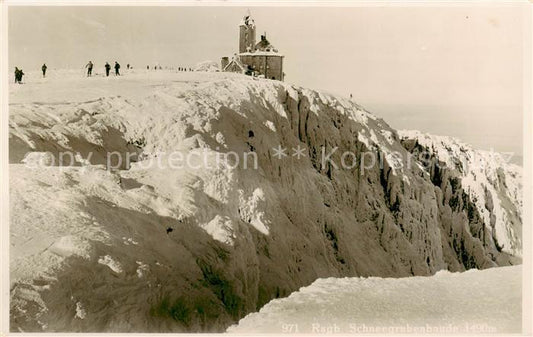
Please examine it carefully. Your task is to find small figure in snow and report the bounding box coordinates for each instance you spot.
[127,63,130,69]
[114,61,121,76]
[105,62,111,77]
[14,67,24,83]
[166,227,174,235]
[86,61,93,77]
[349,93,353,100]
[147,65,150,70]
[41,63,47,78]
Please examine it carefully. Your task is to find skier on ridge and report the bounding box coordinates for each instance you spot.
[41,63,47,78]
[114,61,121,76]
[86,61,93,77]
[105,62,111,77]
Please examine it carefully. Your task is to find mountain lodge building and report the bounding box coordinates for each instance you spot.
[221,13,284,81]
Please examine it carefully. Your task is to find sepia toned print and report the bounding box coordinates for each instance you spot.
[5,3,528,334]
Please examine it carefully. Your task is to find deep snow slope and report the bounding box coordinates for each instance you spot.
[9,70,522,332]
[228,265,522,333]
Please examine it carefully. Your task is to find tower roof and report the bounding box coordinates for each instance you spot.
[255,34,278,53]
[239,11,255,27]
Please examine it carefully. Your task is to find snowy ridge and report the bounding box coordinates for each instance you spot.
[398,130,522,256]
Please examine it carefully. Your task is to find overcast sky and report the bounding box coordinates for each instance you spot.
[8,4,526,159]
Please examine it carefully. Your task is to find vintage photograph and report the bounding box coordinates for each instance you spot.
[2,1,530,334]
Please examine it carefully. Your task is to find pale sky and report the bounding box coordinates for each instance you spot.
[8,4,527,159]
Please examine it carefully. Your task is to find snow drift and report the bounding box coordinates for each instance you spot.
[193,60,220,72]
[228,265,522,334]
[9,70,522,332]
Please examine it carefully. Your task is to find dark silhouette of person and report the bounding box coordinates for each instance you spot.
[127,64,130,69]
[86,61,93,77]
[41,63,47,78]
[105,62,111,77]
[114,61,120,76]
[14,67,24,83]
[147,65,149,70]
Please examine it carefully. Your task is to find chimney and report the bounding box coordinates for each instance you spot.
[221,57,229,70]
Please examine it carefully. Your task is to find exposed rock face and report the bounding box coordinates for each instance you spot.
[399,130,522,265]
[9,72,521,332]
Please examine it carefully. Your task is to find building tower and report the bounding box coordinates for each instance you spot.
[239,11,256,53]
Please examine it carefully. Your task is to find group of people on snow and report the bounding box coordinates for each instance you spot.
[14,61,121,83]
[15,63,47,83]
[86,61,121,77]
[14,60,193,83]
[146,65,191,71]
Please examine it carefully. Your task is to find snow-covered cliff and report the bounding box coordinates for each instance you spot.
[399,130,522,257]
[9,70,522,332]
